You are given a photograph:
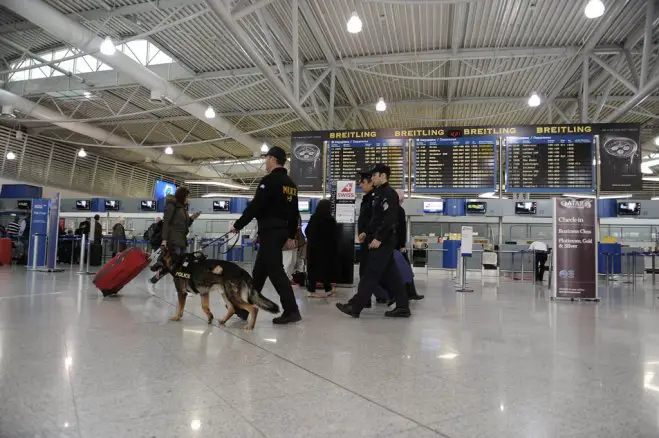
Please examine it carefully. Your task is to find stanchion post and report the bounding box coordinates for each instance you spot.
[632,252,637,292]
[31,234,39,269]
[77,234,86,273]
[605,252,610,288]
[521,251,525,282]
[653,253,656,284]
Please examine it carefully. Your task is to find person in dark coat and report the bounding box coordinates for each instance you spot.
[305,199,337,298]
[395,189,424,300]
[111,217,127,257]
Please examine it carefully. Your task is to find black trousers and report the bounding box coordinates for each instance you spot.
[350,242,408,312]
[535,251,548,281]
[359,242,389,300]
[307,266,332,292]
[253,229,299,315]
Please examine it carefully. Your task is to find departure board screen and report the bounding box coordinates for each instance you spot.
[413,137,497,192]
[329,139,405,188]
[506,135,594,192]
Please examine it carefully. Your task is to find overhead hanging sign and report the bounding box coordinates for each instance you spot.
[552,197,598,300]
[598,123,642,192]
[290,133,324,192]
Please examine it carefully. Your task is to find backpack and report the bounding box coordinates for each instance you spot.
[149,221,163,248]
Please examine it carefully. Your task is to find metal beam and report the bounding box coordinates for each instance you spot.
[328,67,336,129]
[4,0,264,153]
[603,73,659,122]
[298,0,368,128]
[0,0,206,34]
[292,0,300,101]
[205,0,320,130]
[590,54,638,94]
[581,58,589,123]
[232,0,277,20]
[641,0,655,87]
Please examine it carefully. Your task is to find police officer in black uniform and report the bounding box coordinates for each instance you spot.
[357,172,388,306]
[336,164,410,318]
[231,146,302,325]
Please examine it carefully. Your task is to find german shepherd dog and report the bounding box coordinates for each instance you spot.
[151,249,279,330]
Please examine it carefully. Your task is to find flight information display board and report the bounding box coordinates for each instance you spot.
[505,135,594,192]
[413,136,497,192]
[328,139,405,188]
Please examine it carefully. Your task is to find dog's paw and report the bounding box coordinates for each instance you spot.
[207,315,214,324]
[169,315,182,322]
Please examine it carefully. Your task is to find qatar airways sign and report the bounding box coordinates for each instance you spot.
[552,197,598,300]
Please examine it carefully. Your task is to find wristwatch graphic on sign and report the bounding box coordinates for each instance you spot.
[293,143,321,176]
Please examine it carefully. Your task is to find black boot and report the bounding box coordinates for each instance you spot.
[336,303,360,318]
[272,311,302,325]
[385,307,411,318]
[406,283,424,300]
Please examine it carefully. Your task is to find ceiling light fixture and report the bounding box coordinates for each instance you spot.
[204,106,215,119]
[562,193,597,199]
[100,36,116,56]
[410,194,442,200]
[164,146,174,155]
[527,92,541,107]
[375,97,387,112]
[6,151,16,160]
[584,0,605,19]
[201,192,247,198]
[643,177,659,182]
[261,143,269,153]
[654,135,659,146]
[83,91,92,99]
[346,11,363,34]
[77,148,87,158]
[185,180,250,190]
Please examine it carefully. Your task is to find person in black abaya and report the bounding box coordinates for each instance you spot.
[305,199,337,298]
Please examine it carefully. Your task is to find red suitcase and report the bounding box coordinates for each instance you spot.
[0,238,12,265]
[93,247,150,296]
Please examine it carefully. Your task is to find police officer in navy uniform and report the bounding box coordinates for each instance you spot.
[336,164,410,318]
[357,171,388,306]
[231,146,302,325]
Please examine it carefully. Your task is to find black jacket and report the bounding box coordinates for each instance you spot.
[396,206,406,250]
[357,191,374,236]
[305,213,337,267]
[365,182,399,245]
[234,167,300,239]
[162,197,195,248]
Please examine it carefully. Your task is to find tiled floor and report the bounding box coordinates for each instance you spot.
[1,265,659,437]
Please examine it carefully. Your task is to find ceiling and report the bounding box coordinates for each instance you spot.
[0,0,658,193]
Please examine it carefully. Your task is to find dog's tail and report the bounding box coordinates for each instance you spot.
[248,288,280,313]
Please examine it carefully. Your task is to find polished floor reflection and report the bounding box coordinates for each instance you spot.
[1,266,658,437]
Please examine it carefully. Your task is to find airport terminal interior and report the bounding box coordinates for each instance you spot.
[1,0,659,436]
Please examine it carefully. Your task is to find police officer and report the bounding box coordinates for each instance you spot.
[231,146,302,325]
[336,164,410,318]
[357,172,388,306]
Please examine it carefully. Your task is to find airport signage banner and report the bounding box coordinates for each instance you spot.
[46,193,61,270]
[552,197,598,300]
[28,199,49,267]
[597,123,642,192]
[290,133,324,192]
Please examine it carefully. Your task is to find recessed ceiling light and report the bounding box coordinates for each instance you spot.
[6,151,16,160]
[164,146,174,155]
[347,12,363,34]
[527,92,541,107]
[584,0,605,19]
[100,36,116,55]
[204,106,215,119]
[375,97,387,112]
[77,148,87,158]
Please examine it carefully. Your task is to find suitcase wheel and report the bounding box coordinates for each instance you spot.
[101,289,118,297]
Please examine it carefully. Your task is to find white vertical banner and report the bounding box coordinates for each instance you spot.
[461,226,473,256]
[334,180,356,224]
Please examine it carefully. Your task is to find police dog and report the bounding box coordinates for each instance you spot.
[151,249,279,330]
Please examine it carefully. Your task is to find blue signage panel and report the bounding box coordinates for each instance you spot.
[328,139,406,190]
[47,193,61,270]
[154,180,177,200]
[505,134,594,193]
[413,136,497,192]
[28,199,49,267]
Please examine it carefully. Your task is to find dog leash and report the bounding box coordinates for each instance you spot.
[196,231,240,255]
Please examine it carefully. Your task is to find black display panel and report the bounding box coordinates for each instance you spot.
[466,201,487,214]
[16,200,31,210]
[75,200,90,210]
[140,200,156,211]
[212,200,230,212]
[506,135,594,192]
[617,202,640,216]
[414,137,497,191]
[329,139,405,189]
[104,200,120,211]
[515,201,537,215]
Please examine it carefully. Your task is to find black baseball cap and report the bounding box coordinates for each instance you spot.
[369,163,391,177]
[265,146,287,164]
[359,171,372,181]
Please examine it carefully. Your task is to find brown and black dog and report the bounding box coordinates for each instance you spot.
[151,249,279,330]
